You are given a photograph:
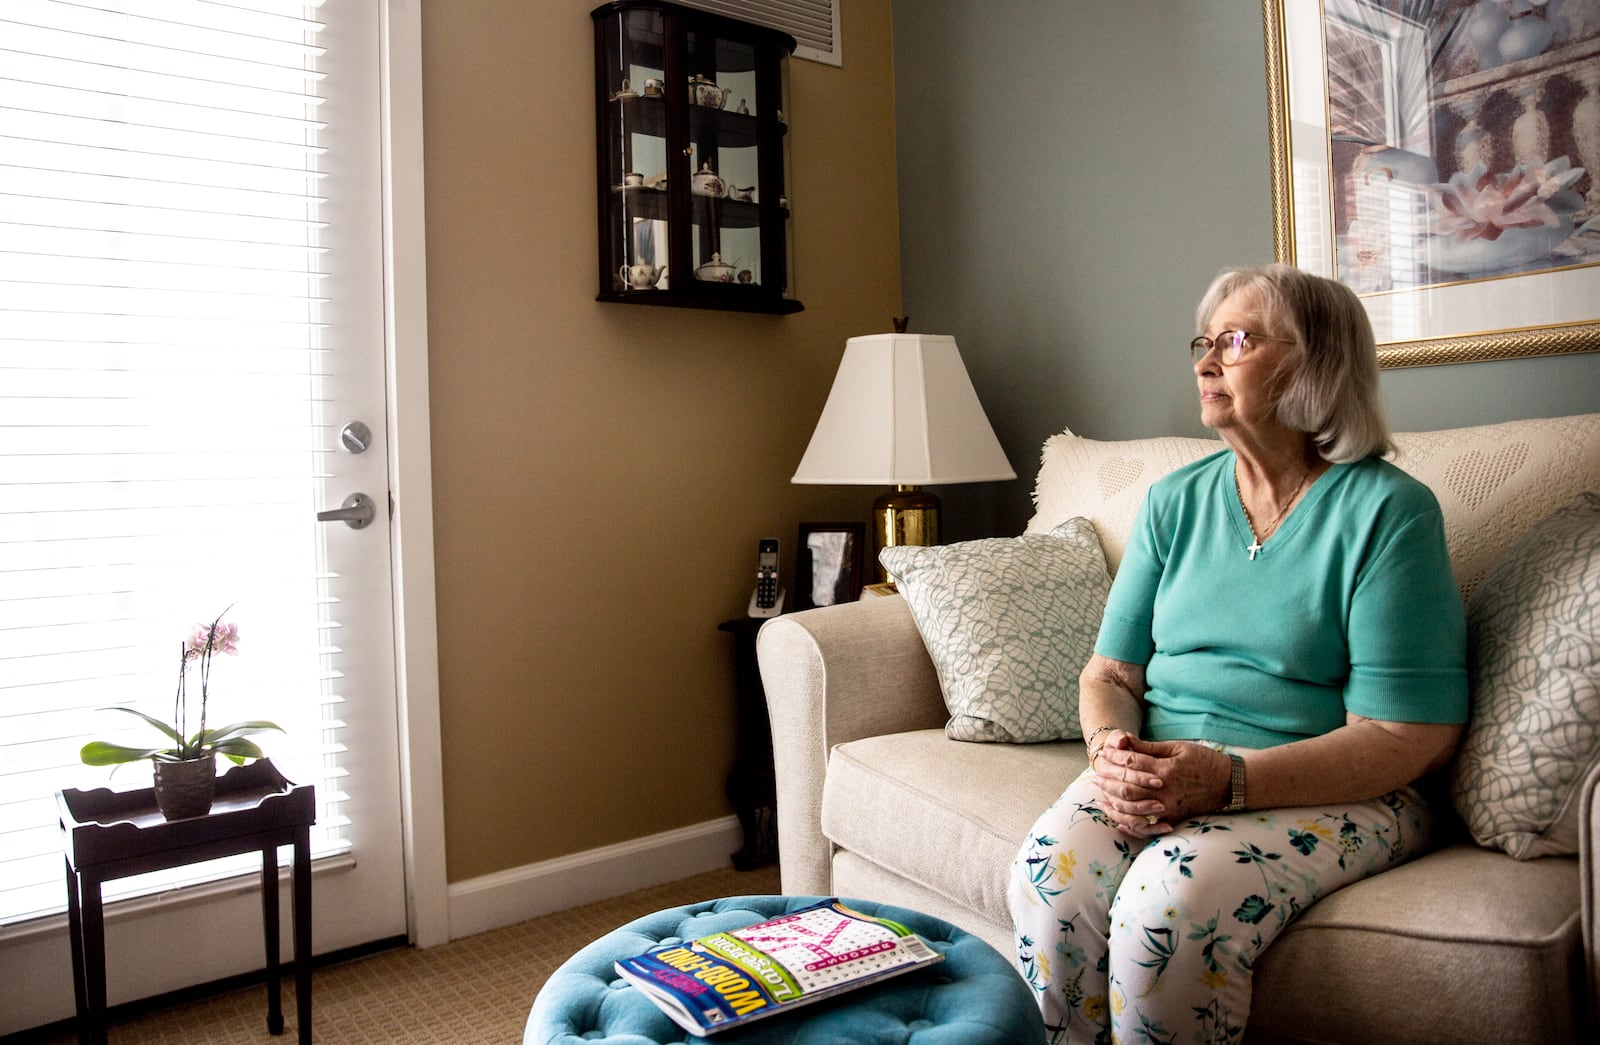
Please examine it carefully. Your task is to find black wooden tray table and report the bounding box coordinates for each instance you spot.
[57,760,315,1044]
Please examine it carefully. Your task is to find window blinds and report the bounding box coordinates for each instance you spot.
[0,0,352,925]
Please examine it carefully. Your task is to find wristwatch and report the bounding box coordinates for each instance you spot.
[1221,753,1246,813]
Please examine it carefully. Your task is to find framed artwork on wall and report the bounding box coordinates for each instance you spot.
[795,523,865,610]
[1263,0,1600,368]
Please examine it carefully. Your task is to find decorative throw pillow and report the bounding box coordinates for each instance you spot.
[879,518,1110,743]
[1450,491,1600,859]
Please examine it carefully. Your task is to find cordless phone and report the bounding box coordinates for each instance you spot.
[748,537,785,618]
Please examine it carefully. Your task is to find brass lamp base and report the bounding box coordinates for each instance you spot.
[872,485,941,582]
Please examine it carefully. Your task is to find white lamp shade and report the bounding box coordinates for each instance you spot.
[792,333,1016,486]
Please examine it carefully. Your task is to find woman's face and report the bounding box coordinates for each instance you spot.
[1194,289,1294,436]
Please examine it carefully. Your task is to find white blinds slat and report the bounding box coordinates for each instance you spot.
[0,109,328,172]
[7,83,326,147]
[0,225,327,271]
[0,138,328,193]
[0,170,326,225]
[0,257,330,297]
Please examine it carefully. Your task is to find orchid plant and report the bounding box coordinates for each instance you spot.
[81,609,282,768]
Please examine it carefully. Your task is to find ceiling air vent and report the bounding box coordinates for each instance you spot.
[678,0,841,66]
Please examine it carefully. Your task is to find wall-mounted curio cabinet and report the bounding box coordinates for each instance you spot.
[592,1,801,314]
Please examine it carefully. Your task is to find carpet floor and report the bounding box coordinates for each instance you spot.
[24,863,781,1044]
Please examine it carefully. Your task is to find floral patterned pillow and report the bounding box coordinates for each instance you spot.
[1450,492,1600,859]
[879,518,1110,743]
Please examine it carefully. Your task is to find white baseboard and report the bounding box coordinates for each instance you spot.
[445,815,746,941]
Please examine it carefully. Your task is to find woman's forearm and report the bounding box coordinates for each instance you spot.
[1078,654,1147,760]
[1079,684,1143,742]
[1241,717,1464,809]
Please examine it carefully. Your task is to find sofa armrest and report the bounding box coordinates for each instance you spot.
[756,595,946,895]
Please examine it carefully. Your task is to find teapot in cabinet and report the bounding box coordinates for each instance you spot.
[694,252,737,282]
[688,75,733,109]
[620,262,666,289]
[691,163,726,197]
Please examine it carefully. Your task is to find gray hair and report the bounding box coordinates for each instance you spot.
[1195,264,1393,462]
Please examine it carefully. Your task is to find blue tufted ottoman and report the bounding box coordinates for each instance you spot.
[524,895,1045,1044]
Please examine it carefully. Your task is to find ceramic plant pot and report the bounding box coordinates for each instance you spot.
[153,756,217,820]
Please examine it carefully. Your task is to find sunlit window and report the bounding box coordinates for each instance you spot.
[0,0,352,926]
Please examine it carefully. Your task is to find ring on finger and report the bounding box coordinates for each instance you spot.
[1144,814,1159,826]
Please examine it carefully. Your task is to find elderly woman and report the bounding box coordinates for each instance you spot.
[1008,264,1467,1044]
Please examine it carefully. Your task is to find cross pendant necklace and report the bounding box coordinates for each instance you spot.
[1236,465,1309,561]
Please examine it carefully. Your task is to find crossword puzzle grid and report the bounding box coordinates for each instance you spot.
[735,908,915,989]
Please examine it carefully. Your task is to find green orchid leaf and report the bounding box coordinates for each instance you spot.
[203,720,284,744]
[213,737,266,764]
[80,741,173,766]
[99,706,181,744]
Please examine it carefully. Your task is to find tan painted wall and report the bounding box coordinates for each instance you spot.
[421,1,900,881]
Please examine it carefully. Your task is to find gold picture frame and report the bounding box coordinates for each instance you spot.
[1263,0,1600,369]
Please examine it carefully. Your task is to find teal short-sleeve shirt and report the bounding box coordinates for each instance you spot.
[1094,451,1467,749]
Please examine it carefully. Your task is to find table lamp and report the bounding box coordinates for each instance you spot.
[791,331,1015,581]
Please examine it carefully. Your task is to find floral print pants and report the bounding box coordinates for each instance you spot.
[1008,765,1435,1045]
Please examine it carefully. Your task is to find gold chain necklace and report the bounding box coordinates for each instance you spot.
[1236,466,1309,560]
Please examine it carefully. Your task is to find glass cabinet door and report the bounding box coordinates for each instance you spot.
[593,1,800,314]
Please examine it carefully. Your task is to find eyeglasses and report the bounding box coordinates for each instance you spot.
[1189,330,1294,365]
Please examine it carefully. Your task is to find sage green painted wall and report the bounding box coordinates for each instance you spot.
[892,0,1600,541]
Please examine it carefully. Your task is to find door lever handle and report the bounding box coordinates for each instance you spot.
[317,493,376,529]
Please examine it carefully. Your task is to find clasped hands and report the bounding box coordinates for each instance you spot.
[1091,731,1229,837]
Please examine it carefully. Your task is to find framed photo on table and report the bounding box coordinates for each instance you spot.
[795,523,865,610]
[1262,0,1600,368]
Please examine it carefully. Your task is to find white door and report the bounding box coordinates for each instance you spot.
[0,0,410,1028]
[272,0,412,962]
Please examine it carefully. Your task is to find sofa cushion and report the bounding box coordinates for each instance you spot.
[822,730,1087,922]
[1451,491,1600,859]
[1250,846,1582,1044]
[879,519,1110,743]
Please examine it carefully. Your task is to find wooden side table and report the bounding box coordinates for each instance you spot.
[718,617,778,870]
[57,760,316,1045]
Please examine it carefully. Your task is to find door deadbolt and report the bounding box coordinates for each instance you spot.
[339,421,373,454]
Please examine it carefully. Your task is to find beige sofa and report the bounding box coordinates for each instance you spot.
[757,413,1600,1044]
